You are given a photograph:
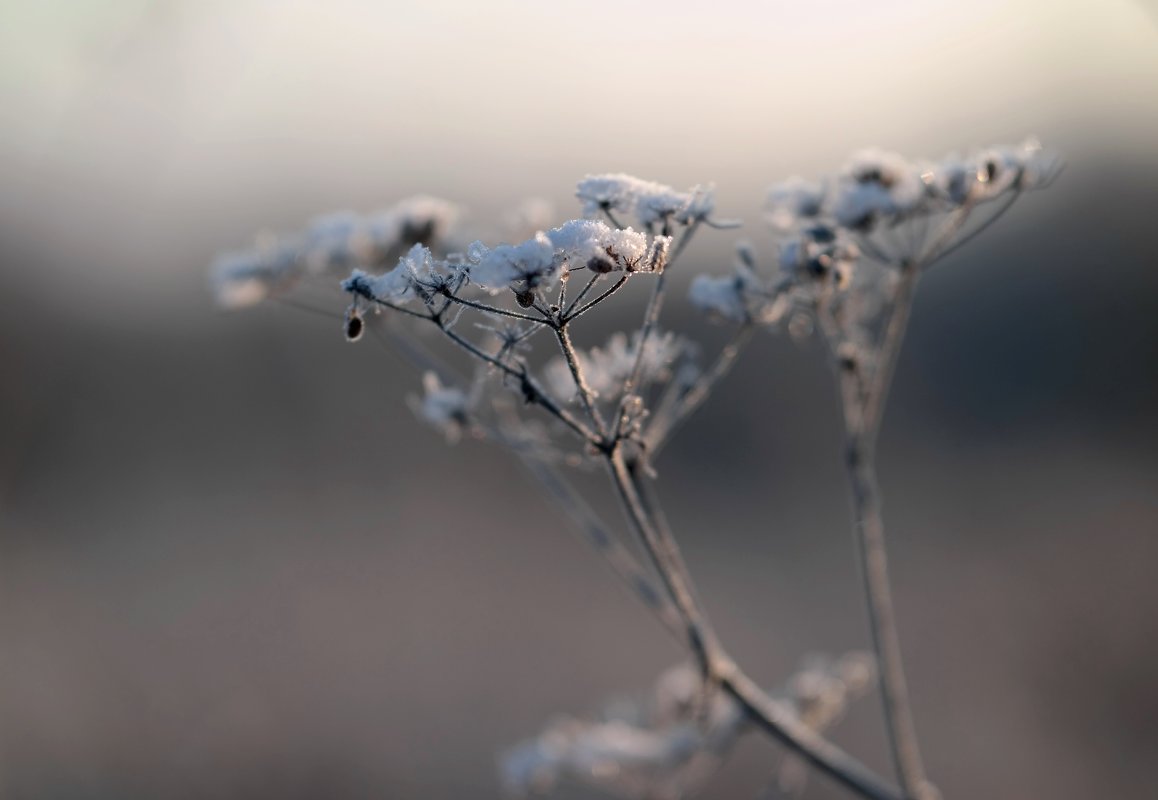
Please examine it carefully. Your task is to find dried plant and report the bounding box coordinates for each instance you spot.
[211,140,1059,800]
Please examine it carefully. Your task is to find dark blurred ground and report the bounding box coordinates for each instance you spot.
[0,147,1155,800]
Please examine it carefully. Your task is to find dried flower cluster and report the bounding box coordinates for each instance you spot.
[212,143,1057,800]
[503,653,874,800]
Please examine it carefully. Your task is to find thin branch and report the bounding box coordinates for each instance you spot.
[619,271,669,408]
[720,669,906,800]
[604,445,720,673]
[840,420,926,799]
[860,261,919,439]
[616,222,700,431]
[821,258,929,799]
[644,324,755,457]
[361,295,435,321]
[605,446,907,800]
[563,272,603,318]
[666,220,701,265]
[922,190,1020,267]
[436,321,600,446]
[626,460,721,656]
[366,322,686,642]
[554,323,610,441]
[564,275,630,323]
[601,206,627,230]
[511,447,685,639]
[440,290,554,326]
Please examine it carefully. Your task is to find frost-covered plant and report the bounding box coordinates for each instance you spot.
[212,146,1058,800]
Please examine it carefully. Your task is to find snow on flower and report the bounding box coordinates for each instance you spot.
[468,221,665,292]
[543,330,685,403]
[410,372,470,442]
[211,196,460,309]
[779,224,860,288]
[302,195,460,272]
[828,149,926,229]
[209,238,299,309]
[501,663,743,799]
[545,219,653,272]
[576,174,716,228]
[341,242,441,304]
[766,177,827,230]
[688,265,761,323]
[469,231,558,291]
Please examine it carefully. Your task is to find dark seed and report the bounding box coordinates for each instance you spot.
[587,255,615,274]
[345,312,364,342]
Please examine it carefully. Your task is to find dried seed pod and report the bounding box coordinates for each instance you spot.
[344,308,364,342]
[587,254,616,274]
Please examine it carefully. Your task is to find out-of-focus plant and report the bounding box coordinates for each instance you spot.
[211,140,1059,800]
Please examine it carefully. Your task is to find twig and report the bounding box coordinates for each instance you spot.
[440,290,554,326]
[618,224,698,409]
[604,447,906,800]
[554,322,611,440]
[720,669,906,800]
[367,321,687,641]
[644,323,755,457]
[510,446,686,639]
[435,318,600,446]
[564,275,630,323]
[604,445,720,674]
[825,256,926,798]
[563,273,604,318]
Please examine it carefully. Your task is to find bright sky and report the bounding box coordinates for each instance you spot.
[0,0,1155,299]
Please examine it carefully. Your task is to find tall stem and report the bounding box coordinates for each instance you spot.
[837,260,929,799]
[843,432,926,799]
[603,446,907,800]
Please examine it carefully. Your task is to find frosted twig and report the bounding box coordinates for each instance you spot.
[565,275,631,322]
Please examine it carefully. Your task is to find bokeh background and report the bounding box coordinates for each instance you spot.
[2,1,1157,798]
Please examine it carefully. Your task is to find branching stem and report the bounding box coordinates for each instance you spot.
[827,257,927,799]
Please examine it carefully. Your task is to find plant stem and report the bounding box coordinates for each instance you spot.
[604,446,907,800]
[835,259,929,799]
[605,445,719,673]
[644,323,754,456]
[842,431,926,799]
[720,669,907,800]
[555,323,610,439]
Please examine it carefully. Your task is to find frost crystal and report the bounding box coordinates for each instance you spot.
[301,195,459,272]
[210,238,299,309]
[689,266,761,323]
[501,663,743,799]
[468,221,662,292]
[301,196,461,273]
[761,139,1058,245]
[543,330,685,402]
[469,232,558,290]
[502,654,875,799]
[766,176,826,230]
[779,225,860,288]
[576,174,716,228]
[546,220,653,272]
[410,372,470,442]
[210,196,461,309]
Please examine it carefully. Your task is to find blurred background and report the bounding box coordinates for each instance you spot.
[1,1,1156,798]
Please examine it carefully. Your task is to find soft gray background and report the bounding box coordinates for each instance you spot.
[1,2,1156,798]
